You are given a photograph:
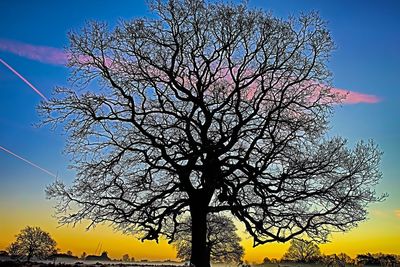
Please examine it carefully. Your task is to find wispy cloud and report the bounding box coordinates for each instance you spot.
[0,39,67,65]
[0,58,48,101]
[0,39,382,104]
[0,145,57,178]
[332,88,381,104]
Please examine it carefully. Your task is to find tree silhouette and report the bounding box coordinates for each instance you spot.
[262,257,272,264]
[378,254,398,267]
[356,253,398,267]
[40,0,384,266]
[321,253,353,267]
[7,226,57,262]
[174,214,243,264]
[282,239,321,263]
[122,253,130,262]
[337,253,352,265]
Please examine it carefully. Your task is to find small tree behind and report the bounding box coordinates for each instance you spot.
[7,226,57,262]
[282,239,321,263]
[122,253,130,262]
[174,214,244,264]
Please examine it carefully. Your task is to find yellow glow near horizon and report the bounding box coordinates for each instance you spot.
[0,204,176,261]
[1,201,399,264]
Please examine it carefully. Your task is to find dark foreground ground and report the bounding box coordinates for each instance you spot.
[0,261,184,267]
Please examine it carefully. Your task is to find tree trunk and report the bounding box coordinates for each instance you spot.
[27,250,33,262]
[190,201,210,267]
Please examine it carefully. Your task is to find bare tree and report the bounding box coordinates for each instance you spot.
[174,214,243,264]
[40,0,384,266]
[322,253,352,267]
[7,226,57,262]
[122,253,130,262]
[282,239,321,263]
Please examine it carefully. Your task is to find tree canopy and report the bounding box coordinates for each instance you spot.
[7,226,57,262]
[282,239,321,263]
[40,0,384,266]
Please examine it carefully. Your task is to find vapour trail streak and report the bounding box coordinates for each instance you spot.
[0,58,48,101]
[0,145,57,178]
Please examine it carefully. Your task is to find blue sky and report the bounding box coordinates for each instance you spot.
[0,0,399,260]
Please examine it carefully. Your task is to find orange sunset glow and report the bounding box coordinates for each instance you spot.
[1,200,399,263]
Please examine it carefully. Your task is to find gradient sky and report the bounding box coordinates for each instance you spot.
[0,0,399,263]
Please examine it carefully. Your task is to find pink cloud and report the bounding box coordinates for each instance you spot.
[331,87,381,104]
[0,39,381,104]
[197,68,381,105]
[0,39,113,68]
[0,39,67,65]
[395,210,400,218]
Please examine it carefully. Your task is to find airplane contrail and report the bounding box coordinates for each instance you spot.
[0,58,48,101]
[0,145,57,178]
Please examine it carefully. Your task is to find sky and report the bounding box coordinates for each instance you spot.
[0,0,399,263]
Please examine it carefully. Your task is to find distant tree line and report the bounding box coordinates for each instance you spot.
[355,253,399,267]
[2,227,398,266]
[260,239,399,267]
